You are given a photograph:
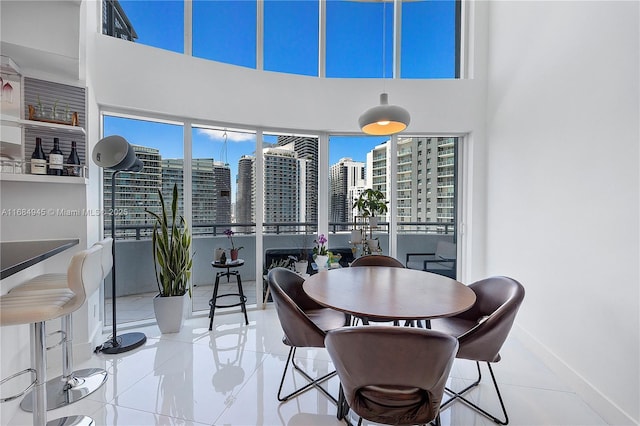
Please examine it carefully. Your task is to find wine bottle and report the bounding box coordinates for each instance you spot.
[31,137,47,175]
[48,137,64,176]
[65,140,81,176]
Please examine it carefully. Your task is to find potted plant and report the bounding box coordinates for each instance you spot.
[353,188,389,227]
[313,233,329,269]
[146,183,193,333]
[224,229,243,261]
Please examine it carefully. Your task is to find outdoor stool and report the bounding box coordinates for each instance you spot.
[209,260,249,330]
[0,287,94,426]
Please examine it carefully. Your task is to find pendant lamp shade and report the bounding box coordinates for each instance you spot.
[359,93,410,136]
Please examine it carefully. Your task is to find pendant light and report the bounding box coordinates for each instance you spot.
[359,92,410,135]
[358,2,410,135]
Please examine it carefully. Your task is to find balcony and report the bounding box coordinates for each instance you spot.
[105,222,455,325]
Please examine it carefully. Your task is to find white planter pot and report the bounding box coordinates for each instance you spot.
[294,260,308,274]
[153,293,187,333]
[369,216,379,227]
[315,255,329,269]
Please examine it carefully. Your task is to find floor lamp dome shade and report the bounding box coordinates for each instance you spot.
[359,93,411,136]
[92,135,143,172]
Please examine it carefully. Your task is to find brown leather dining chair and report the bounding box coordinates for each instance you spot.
[325,326,459,426]
[431,276,525,425]
[350,254,405,268]
[267,267,350,404]
[350,254,404,326]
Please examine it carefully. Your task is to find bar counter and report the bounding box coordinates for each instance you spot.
[0,239,79,280]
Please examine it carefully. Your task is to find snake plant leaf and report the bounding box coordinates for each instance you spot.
[145,183,193,297]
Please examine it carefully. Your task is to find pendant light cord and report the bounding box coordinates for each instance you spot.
[382,0,387,92]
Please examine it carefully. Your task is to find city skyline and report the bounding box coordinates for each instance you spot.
[104,134,457,239]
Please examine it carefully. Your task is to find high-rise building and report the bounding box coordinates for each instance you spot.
[329,157,366,226]
[365,137,457,228]
[103,145,161,238]
[162,158,232,231]
[276,136,318,223]
[105,149,233,238]
[236,155,254,224]
[235,146,307,229]
[263,147,299,224]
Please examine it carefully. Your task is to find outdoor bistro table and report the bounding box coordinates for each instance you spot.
[302,266,476,322]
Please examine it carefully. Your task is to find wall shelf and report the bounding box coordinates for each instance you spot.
[2,117,85,135]
[0,172,87,184]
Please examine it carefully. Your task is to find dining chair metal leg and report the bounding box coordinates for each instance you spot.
[336,385,355,426]
[441,361,509,425]
[277,347,337,403]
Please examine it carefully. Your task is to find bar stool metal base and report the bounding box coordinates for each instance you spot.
[47,415,95,425]
[20,368,108,412]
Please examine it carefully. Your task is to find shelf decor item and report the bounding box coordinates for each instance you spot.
[28,104,79,126]
[92,135,147,353]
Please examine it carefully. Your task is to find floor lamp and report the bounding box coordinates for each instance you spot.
[92,135,147,354]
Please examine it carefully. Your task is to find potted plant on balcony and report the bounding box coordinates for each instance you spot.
[353,188,389,227]
[146,183,193,333]
[313,233,329,270]
[224,229,243,261]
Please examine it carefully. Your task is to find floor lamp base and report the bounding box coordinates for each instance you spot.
[97,332,146,354]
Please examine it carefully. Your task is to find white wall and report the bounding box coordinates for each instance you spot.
[484,1,639,424]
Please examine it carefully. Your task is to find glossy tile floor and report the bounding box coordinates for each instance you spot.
[6,307,607,426]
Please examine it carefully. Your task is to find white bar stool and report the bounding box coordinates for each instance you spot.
[8,243,107,413]
[0,271,95,425]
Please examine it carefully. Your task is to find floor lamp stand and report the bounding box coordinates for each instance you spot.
[97,170,147,354]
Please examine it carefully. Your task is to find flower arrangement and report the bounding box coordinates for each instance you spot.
[313,233,328,256]
[224,229,243,252]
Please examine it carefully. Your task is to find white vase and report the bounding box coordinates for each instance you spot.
[315,255,329,269]
[369,216,379,227]
[153,293,187,333]
[294,260,308,274]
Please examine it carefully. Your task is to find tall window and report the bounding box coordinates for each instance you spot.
[106,0,184,53]
[328,135,388,251]
[326,1,392,78]
[190,126,256,313]
[193,0,257,68]
[397,136,458,278]
[102,114,184,325]
[264,0,319,76]
[401,0,458,78]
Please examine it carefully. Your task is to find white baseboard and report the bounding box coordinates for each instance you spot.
[513,325,638,426]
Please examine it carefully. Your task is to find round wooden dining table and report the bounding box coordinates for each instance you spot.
[302,266,476,321]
